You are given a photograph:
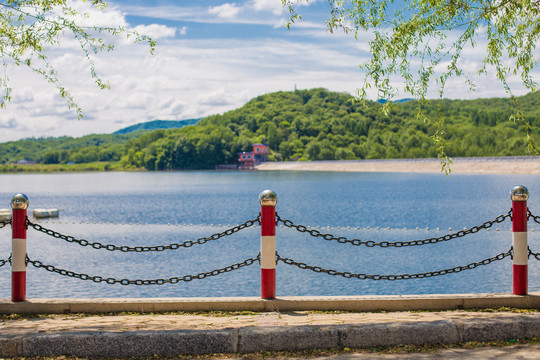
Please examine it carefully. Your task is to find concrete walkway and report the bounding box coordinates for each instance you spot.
[0,294,539,358]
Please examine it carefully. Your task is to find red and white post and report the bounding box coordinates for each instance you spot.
[511,185,528,295]
[11,193,29,302]
[259,190,277,299]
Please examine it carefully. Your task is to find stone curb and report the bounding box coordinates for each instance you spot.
[2,293,539,314]
[1,315,539,357]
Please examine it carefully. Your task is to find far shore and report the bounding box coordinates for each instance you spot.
[3,157,540,175]
[255,158,540,175]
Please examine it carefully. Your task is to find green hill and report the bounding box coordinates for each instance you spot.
[0,119,199,166]
[1,88,539,170]
[123,88,540,170]
[0,133,136,165]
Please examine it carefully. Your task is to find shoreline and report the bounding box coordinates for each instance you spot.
[3,157,540,175]
[256,158,540,175]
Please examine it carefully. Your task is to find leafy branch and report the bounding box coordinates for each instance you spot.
[283,0,539,173]
[0,0,155,119]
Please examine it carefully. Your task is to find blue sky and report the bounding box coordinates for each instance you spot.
[0,0,536,141]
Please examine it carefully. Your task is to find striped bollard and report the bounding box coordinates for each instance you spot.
[511,185,528,295]
[11,193,29,302]
[259,190,277,299]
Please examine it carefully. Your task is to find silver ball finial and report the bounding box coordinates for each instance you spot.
[11,193,29,210]
[511,185,529,202]
[259,190,277,206]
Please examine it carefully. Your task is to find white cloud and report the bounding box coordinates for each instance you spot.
[0,31,373,141]
[250,0,319,14]
[111,5,205,23]
[250,0,286,15]
[11,90,34,104]
[0,115,17,129]
[208,3,241,19]
[133,24,177,39]
[60,0,128,28]
[119,2,283,26]
[196,88,237,106]
[274,18,324,30]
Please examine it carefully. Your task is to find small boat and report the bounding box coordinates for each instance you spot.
[33,209,60,219]
[0,209,10,221]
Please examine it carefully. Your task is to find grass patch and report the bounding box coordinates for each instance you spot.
[406,307,540,314]
[0,310,263,321]
[373,337,539,354]
[465,307,539,313]
[0,161,141,173]
[1,307,538,321]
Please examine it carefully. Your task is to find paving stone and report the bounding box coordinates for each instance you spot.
[239,326,339,352]
[339,320,459,348]
[23,330,235,357]
[459,315,540,342]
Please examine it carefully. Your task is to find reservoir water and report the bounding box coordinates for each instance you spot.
[0,170,539,298]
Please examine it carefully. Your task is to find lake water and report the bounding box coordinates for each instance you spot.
[0,170,539,299]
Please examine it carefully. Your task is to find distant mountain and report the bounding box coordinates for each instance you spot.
[377,98,415,104]
[113,119,200,134]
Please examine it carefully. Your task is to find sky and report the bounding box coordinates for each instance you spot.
[0,0,537,142]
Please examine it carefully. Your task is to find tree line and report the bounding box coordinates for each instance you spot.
[1,88,539,171]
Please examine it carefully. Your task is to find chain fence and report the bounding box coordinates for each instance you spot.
[528,209,540,224]
[277,248,513,280]
[530,247,540,261]
[26,216,260,252]
[0,208,537,290]
[0,255,11,268]
[524,209,540,261]
[276,211,511,248]
[26,254,260,285]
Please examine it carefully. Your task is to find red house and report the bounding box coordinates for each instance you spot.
[238,144,270,168]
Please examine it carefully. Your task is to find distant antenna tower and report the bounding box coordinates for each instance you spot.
[294,83,297,91]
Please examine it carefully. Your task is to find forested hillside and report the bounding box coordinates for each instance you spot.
[123,89,540,170]
[1,88,539,171]
[0,133,137,165]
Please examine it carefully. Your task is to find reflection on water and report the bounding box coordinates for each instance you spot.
[0,171,539,298]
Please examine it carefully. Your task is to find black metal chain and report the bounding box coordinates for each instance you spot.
[26,254,260,285]
[276,249,512,280]
[527,209,540,224]
[26,216,260,252]
[0,220,10,229]
[529,247,540,261]
[0,255,11,268]
[276,211,511,248]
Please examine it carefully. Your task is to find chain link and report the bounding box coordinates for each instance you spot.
[0,255,11,268]
[26,254,260,285]
[276,249,512,281]
[527,208,540,224]
[26,216,260,252]
[276,211,511,248]
[521,209,540,261]
[529,247,540,261]
[0,220,10,229]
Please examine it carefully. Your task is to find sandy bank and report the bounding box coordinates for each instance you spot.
[256,158,540,175]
